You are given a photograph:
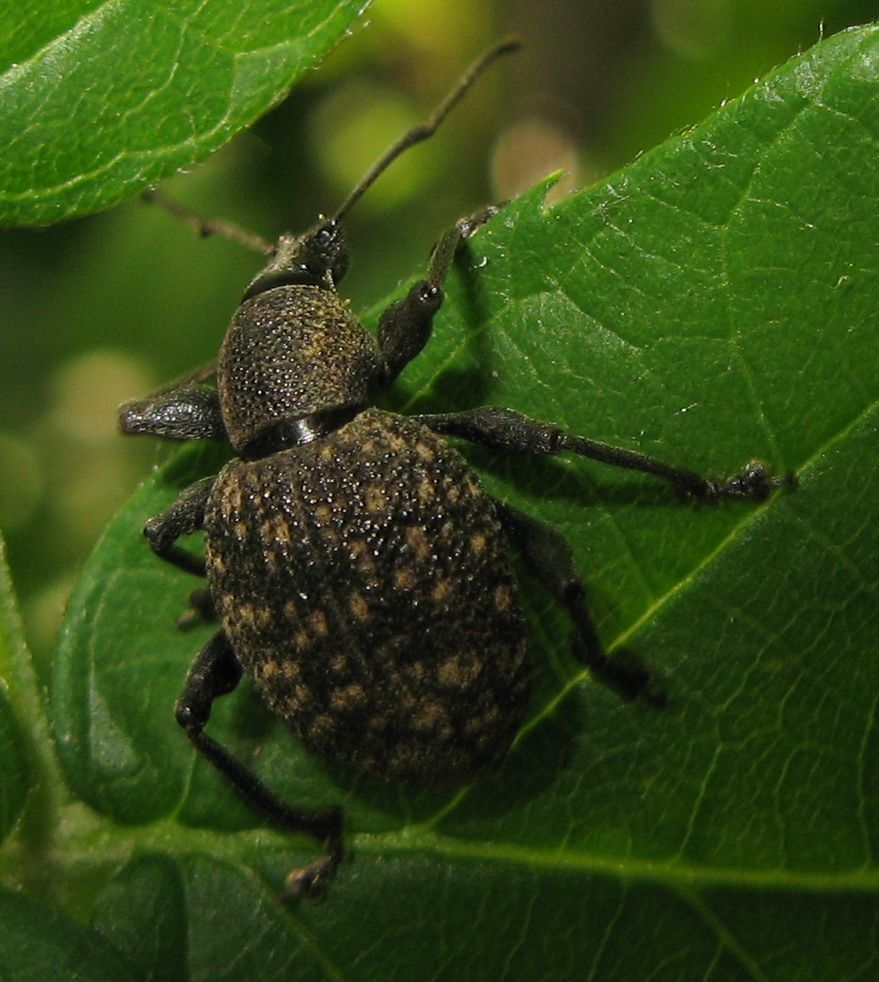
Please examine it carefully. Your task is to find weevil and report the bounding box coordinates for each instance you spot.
[119,40,792,899]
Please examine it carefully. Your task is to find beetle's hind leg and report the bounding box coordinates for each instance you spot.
[494,501,665,707]
[176,631,345,901]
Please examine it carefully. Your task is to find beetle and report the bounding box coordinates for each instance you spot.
[119,40,791,899]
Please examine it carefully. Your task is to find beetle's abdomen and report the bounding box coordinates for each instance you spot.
[205,409,529,783]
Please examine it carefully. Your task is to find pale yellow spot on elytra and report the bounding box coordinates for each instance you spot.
[309,714,334,740]
[365,488,386,514]
[309,609,329,636]
[411,700,445,732]
[292,682,311,709]
[405,661,427,683]
[349,539,375,572]
[222,483,243,514]
[405,525,431,561]
[314,503,332,524]
[415,442,436,463]
[432,578,452,602]
[437,654,479,689]
[494,585,513,611]
[330,683,367,711]
[261,514,291,545]
[349,593,370,621]
[254,605,273,629]
[386,433,407,452]
[394,567,416,590]
[329,654,348,675]
[279,660,301,680]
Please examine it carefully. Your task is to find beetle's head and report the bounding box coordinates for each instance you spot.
[242,219,349,301]
[220,219,378,457]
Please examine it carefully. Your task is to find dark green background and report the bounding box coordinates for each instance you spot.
[1,2,878,980]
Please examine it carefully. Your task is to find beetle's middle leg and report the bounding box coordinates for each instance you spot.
[176,631,344,900]
[176,588,217,629]
[139,478,223,627]
[493,501,664,706]
[417,407,794,501]
[141,476,215,577]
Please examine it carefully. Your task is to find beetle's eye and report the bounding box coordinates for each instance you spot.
[313,225,337,251]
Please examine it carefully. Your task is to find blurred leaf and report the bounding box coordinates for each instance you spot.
[23,21,879,980]
[0,535,31,843]
[0,887,137,981]
[0,0,370,225]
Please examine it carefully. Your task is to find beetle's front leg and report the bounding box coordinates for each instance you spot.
[417,407,795,501]
[143,476,215,577]
[119,375,225,442]
[378,208,500,382]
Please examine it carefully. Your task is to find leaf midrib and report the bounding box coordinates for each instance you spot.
[30,805,879,896]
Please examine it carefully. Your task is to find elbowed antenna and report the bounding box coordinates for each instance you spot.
[142,38,519,254]
[330,37,520,225]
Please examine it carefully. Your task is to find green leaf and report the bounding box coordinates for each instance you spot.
[0,887,138,981]
[33,22,879,979]
[0,0,370,225]
[0,535,32,843]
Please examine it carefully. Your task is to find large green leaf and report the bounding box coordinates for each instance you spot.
[0,0,369,225]
[10,21,879,980]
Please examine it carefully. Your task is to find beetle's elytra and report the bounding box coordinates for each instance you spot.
[119,40,792,900]
[208,408,528,783]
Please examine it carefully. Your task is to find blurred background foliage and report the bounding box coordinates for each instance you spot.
[0,0,874,674]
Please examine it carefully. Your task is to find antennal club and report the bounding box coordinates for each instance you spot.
[331,37,520,224]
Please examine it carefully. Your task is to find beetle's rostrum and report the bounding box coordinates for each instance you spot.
[119,39,793,901]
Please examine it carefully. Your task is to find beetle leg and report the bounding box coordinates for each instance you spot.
[493,500,665,707]
[176,587,217,629]
[176,631,345,901]
[416,407,794,501]
[142,189,275,255]
[119,383,226,441]
[378,207,500,383]
[143,476,215,577]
